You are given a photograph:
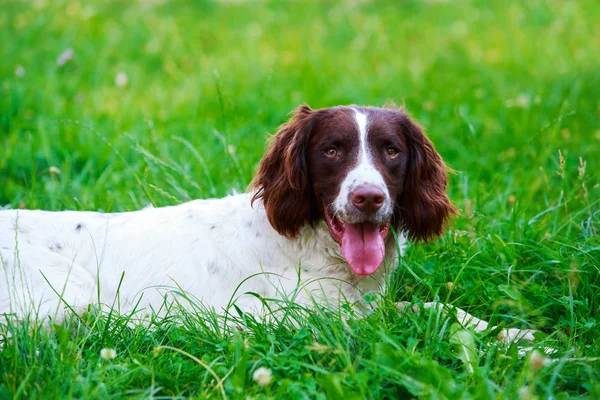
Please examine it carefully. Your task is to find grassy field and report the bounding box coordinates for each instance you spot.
[1,0,599,398]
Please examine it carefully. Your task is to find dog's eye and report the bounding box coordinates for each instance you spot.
[325,148,338,157]
[386,147,399,158]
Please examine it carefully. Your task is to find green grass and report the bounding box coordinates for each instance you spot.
[1,0,599,398]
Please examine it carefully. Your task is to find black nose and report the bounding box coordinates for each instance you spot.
[351,185,385,213]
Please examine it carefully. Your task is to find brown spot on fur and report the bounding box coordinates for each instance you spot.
[49,242,63,252]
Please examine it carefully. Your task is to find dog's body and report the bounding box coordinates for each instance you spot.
[0,192,396,318]
[0,105,537,342]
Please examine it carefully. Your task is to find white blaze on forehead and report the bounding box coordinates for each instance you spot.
[355,110,369,162]
[333,108,391,221]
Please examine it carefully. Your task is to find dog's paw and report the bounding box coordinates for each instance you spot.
[396,301,420,313]
[498,328,538,344]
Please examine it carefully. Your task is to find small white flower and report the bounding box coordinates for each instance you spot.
[115,72,128,87]
[49,166,62,175]
[529,350,550,371]
[56,48,74,67]
[100,348,117,360]
[518,385,531,399]
[15,65,25,77]
[504,93,531,109]
[252,366,272,387]
[516,93,530,108]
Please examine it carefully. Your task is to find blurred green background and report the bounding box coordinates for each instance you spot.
[1,0,599,397]
[2,0,598,213]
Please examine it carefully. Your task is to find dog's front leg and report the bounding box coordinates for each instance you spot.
[396,301,537,344]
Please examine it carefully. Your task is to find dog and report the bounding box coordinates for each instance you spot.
[0,105,535,342]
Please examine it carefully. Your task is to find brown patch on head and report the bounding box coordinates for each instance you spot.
[390,107,457,242]
[250,105,319,238]
[251,106,365,238]
[306,107,360,209]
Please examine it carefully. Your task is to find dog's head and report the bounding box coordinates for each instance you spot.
[251,105,456,275]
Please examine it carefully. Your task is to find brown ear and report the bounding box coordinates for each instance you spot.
[398,113,457,242]
[250,105,318,238]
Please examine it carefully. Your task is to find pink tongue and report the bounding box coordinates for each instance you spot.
[341,222,385,275]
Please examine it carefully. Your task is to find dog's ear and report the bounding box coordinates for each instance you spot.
[397,112,456,242]
[251,105,318,238]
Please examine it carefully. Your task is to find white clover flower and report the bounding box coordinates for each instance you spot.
[516,93,530,108]
[518,385,531,399]
[252,366,272,387]
[115,72,128,87]
[100,348,117,360]
[504,93,531,109]
[529,350,550,371]
[56,48,74,67]
[15,65,25,77]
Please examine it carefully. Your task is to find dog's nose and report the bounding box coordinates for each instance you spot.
[351,185,385,213]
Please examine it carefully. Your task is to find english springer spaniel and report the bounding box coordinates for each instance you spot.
[0,105,535,342]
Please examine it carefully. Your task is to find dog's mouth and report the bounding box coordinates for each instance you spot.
[324,205,390,276]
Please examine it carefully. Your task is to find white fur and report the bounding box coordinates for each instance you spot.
[397,302,537,343]
[0,193,402,320]
[334,109,392,222]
